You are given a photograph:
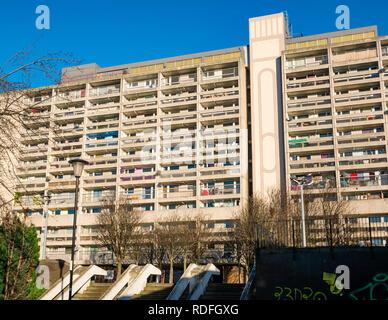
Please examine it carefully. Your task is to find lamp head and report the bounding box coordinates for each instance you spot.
[69,158,89,178]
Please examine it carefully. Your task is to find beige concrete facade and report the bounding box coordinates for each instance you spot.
[12,47,250,263]
[249,13,287,195]
[282,25,388,218]
[8,12,388,262]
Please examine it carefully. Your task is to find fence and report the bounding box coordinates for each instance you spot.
[255,217,388,249]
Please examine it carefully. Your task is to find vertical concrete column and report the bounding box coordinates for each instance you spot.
[249,13,286,195]
[238,51,249,208]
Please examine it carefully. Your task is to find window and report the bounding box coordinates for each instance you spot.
[224,222,234,228]
[372,239,383,246]
[369,217,382,223]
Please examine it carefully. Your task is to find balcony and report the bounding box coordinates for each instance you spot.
[160,95,197,106]
[82,192,116,204]
[158,187,196,200]
[332,48,377,65]
[200,90,239,101]
[51,144,82,155]
[285,55,328,72]
[200,167,240,180]
[122,117,157,129]
[161,73,197,87]
[333,71,379,85]
[83,176,117,187]
[200,108,239,122]
[24,96,52,106]
[119,172,157,184]
[200,186,240,197]
[161,113,197,125]
[337,134,386,149]
[120,190,155,201]
[85,140,118,151]
[49,195,76,207]
[336,114,384,127]
[89,85,120,97]
[287,118,333,132]
[121,135,156,148]
[20,130,49,142]
[202,67,238,81]
[290,177,335,191]
[16,179,46,191]
[334,92,382,106]
[55,90,86,102]
[121,155,156,166]
[86,122,119,133]
[340,174,388,189]
[54,109,84,121]
[289,160,336,173]
[159,169,197,181]
[287,97,331,111]
[87,104,120,116]
[286,78,330,92]
[123,101,157,112]
[124,78,157,92]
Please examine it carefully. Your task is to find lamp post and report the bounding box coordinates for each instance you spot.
[68,158,89,300]
[41,189,52,260]
[291,175,312,248]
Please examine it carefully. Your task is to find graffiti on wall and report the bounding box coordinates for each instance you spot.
[273,286,327,301]
[349,274,388,301]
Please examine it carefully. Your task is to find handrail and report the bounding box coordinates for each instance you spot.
[100,264,137,300]
[188,264,220,300]
[240,264,256,300]
[166,264,198,300]
[55,265,107,300]
[39,265,80,300]
[118,264,161,300]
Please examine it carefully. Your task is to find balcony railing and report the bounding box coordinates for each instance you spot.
[286,55,328,71]
[85,141,118,149]
[202,67,238,81]
[336,114,383,125]
[161,73,197,86]
[340,174,388,188]
[89,87,120,97]
[335,93,381,104]
[160,95,197,105]
[200,187,240,196]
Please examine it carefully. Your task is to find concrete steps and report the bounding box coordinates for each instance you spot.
[199,283,245,300]
[131,283,175,300]
[72,283,112,300]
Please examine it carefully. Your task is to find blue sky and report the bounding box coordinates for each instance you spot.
[1,0,388,86]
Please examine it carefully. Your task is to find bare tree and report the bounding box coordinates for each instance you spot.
[303,186,352,246]
[179,212,208,271]
[0,45,80,203]
[96,196,142,276]
[232,188,296,279]
[154,213,185,284]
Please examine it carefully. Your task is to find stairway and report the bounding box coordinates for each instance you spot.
[199,283,245,300]
[131,283,175,300]
[72,283,112,300]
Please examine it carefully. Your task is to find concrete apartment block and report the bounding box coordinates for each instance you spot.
[5,12,388,262]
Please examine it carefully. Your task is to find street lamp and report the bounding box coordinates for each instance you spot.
[41,189,52,260]
[291,174,312,248]
[68,158,89,300]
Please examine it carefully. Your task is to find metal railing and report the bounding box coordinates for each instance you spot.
[340,174,388,188]
[255,217,388,249]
